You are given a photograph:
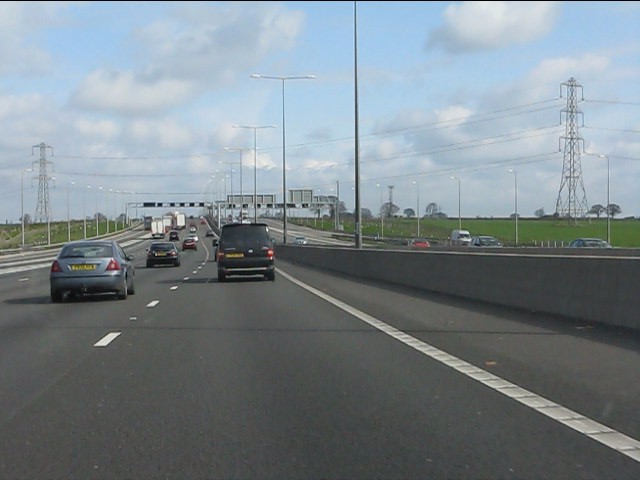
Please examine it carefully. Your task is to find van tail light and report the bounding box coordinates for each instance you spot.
[106,259,121,271]
[217,249,224,260]
[266,248,274,259]
[51,261,63,273]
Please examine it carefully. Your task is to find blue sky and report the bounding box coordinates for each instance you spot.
[1,1,639,224]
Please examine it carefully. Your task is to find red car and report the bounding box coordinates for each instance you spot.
[182,238,197,251]
[410,238,430,248]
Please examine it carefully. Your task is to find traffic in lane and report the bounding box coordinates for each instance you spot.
[0,233,638,478]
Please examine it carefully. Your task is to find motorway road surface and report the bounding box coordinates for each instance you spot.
[0,225,639,479]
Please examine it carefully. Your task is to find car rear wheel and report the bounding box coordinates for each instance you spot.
[146,261,153,268]
[117,276,128,300]
[217,270,225,283]
[127,277,136,295]
[266,271,275,281]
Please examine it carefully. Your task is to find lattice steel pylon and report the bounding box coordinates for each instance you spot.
[32,142,54,223]
[555,77,588,220]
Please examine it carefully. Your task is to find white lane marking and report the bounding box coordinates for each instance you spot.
[197,266,202,270]
[94,332,121,347]
[277,268,640,464]
[146,300,160,308]
[129,316,137,321]
[0,262,52,275]
[192,270,197,274]
[183,277,190,281]
[170,286,178,291]
[18,278,29,282]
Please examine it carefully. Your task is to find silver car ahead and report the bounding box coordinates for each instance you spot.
[50,240,136,302]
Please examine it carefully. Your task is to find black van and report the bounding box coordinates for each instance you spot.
[214,223,275,282]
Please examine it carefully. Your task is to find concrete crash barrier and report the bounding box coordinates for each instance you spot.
[276,245,640,331]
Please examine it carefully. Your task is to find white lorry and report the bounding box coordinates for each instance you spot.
[151,219,165,239]
[175,212,186,230]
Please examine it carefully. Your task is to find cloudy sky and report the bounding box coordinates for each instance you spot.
[1,1,639,223]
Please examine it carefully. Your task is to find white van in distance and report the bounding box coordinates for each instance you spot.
[451,229,471,246]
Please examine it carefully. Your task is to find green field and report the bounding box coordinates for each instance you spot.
[0,220,131,250]
[292,216,640,248]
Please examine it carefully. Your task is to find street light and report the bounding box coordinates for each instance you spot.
[251,73,316,244]
[585,152,612,245]
[599,154,611,244]
[97,186,102,236]
[48,176,56,245]
[508,169,518,245]
[21,167,32,248]
[450,176,461,229]
[84,185,90,238]
[233,124,276,223]
[412,179,420,237]
[376,183,384,239]
[67,181,75,242]
[225,147,251,221]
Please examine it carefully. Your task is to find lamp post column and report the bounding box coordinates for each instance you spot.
[21,168,32,248]
[450,176,461,229]
[508,169,518,244]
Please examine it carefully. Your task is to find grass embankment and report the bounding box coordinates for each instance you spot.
[291,217,640,248]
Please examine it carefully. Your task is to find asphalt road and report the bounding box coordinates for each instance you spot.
[0,224,639,479]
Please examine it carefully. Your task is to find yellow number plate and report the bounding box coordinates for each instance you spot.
[226,253,244,258]
[70,264,97,271]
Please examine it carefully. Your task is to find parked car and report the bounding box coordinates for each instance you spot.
[169,230,180,241]
[182,237,198,251]
[451,229,471,246]
[50,240,135,302]
[146,241,181,267]
[469,235,502,247]
[409,238,431,248]
[568,238,612,248]
[215,223,275,282]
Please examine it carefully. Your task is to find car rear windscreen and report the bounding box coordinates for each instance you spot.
[221,225,270,247]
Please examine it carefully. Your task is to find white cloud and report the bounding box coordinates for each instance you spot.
[70,70,195,115]
[428,1,559,53]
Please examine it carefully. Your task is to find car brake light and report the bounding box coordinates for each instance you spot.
[170,251,176,256]
[106,259,121,271]
[51,260,63,273]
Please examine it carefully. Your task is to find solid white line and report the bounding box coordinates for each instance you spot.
[146,300,160,308]
[0,262,52,275]
[94,332,121,347]
[277,268,640,464]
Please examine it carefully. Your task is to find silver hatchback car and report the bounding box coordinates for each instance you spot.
[50,240,136,302]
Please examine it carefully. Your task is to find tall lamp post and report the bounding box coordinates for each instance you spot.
[21,167,32,248]
[96,186,102,236]
[412,179,420,237]
[48,176,56,246]
[450,176,461,229]
[233,124,276,223]
[599,154,610,244]
[225,147,251,220]
[251,73,316,244]
[84,185,90,238]
[508,169,518,245]
[67,181,75,242]
[376,183,384,239]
